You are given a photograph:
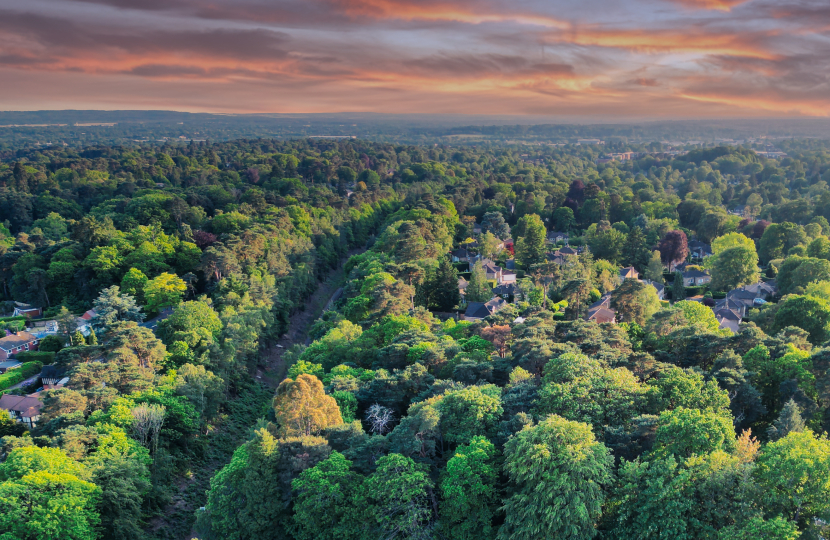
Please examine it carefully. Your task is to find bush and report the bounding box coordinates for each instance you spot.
[15,351,55,364]
[38,335,64,352]
[0,362,43,391]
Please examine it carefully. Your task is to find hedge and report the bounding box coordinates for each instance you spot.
[15,351,55,364]
[0,362,43,391]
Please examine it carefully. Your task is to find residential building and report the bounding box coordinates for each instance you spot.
[547,231,569,244]
[688,240,713,259]
[620,267,640,280]
[642,279,666,300]
[0,332,39,361]
[715,308,742,333]
[458,277,468,300]
[0,394,42,429]
[40,365,68,389]
[586,293,616,323]
[28,319,58,337]
[682,269,711,287]
[450,248,479,264]
[493,282,522,301]
[0,361,22,374]
[12,303,41,318]
[463,297,508,321]
[480,259,504,283]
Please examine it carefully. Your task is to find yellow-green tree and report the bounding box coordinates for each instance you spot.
[273,374,343,436]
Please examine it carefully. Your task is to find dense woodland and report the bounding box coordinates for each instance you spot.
[2,137,830,539]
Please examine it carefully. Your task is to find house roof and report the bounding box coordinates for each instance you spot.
[715,308,742,322]
[586,307,616,322]
[689,240,712,253]
[620,267,639,279]
[494,283,521,295]
[589,293,612,310]
[0,332,38,352]
[458,278,468,290]
[547,252,566,265]
[682,269,710,278]
[80,309,98,321]
[41,365,66,380]
[642,279,665,293]
[464,297,507,319]
[559,247,577,255]
[505,259,516,270]
[0,394,42,418]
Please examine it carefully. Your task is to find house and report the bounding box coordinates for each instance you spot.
[586,293,616,323]
[0,394,42,429]
[451,248,479,264]
[505,259,516,271]
[0,361,22,374]
[480,259,504,283]
[28,319,58,337]
[12,303,41,318]
[689,240,713,259]
[642,279,666,300]
[682,269,711,287]
[40,365,67,388]
[0,332,39,361]
[458,277,469,299]
[620,267,639,280]
[722,282,777,316]
[500,271,517,284]
[559,246,578,256]
[493,282,523,301]
[463,297,508,321]
[472,224,482,235]
[547,232,569,244]
[715,308,742,333]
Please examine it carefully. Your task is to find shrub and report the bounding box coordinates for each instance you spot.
[15,351,55,364]
[0,362,43,391]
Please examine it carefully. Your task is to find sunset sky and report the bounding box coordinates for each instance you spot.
[0,0,828,117]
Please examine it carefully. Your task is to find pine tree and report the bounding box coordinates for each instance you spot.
[644,250,665,283]
[672,271,686,302]
[72,329,86,347]
[624,227,651,271]
[767,399,805,441]
[86,328,98,345]
[466,261,492,302]
[431,257,460,311]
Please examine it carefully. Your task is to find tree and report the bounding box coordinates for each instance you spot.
[439,436,499,540]
[430,257,460,311]
[466,261,492,302]
[144,272,186,314]
[291,452,366,540]
[365,453,434,539]
[91,285,145,331]
[86,328,98,345]
[674,300,722,332]
[71,329,86,346]
[658,230,689,271]
[552,207,575,232]
[716,517,800,540]
[481,325,511,358]
[653,407,736,459]
[120,267,148,305]
[273,374,343,436]
[0,446,101,540]
[481,211,510,239]
[644,250,665,283]
[157,300,222,357]
[759,222,808,264]
[777,256,830,295]
[767,398,805,441]
[479,232,502,261]
[624,227,651,271]
[772,295,830,344]
[807,236,830,260]
[755,430,830,528]
[514,214,547,267]
[438,387,503,446]
[672,271,686,302]
[498,415,612,540]
[611,279,662,325]
[709,245,759,292]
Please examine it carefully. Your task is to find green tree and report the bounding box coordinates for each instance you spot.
[755,430,830,529]
[466,260,492,302]
[291,452,366,540]
[767,398,805,441]
[439,436,499,540]
[759,222,808,264]
[772,295,830,344]
[644,250,665,283]
[514,214,547,267]
[552,207,576,232]
[144,272,186,314]
[611,279,662,325]
[91,285,145,331]
[717,517,800,540]
[481,211,510,239]
[708,245,759,292]
[157,300,222,356]
[438,387,503,446]
[672,271,686,302]
[498,415,612,540]
[653,407,736,459]
[807,236,830,260]
[0,446,101,540]
[365,453,434,539]
[120,267,148,305]
[430,257,460,311]
[624,227,651,271]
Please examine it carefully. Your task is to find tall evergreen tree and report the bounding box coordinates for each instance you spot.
[624,227,651,271]
[431,257,460,311]
[514,214,547,267]
[466,261,492,302]
[672,271,686,302]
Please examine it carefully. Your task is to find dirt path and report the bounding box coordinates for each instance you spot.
[165,247,364,540]
[256,247,363,388]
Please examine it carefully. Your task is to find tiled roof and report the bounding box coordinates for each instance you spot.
[0,394,42,418]
[0,332,37,352]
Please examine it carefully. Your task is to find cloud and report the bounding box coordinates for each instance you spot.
[0,0,827,117]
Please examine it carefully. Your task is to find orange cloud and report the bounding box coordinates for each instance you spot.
[666,0,750,11]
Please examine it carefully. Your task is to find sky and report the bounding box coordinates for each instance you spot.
[0,0,828,118]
